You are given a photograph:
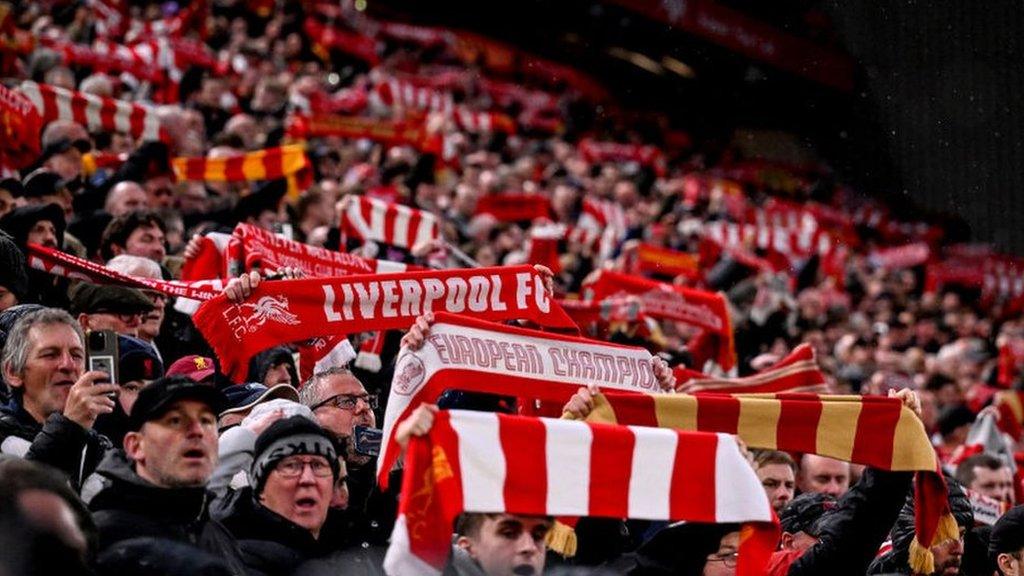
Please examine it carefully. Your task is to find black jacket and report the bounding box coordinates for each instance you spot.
[0,398,111,488]
[82,451,248,576]
[219,487,330,576]
[787,468,913,576]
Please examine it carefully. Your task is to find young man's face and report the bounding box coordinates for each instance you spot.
[121,224,166,262]
[756,463,795,512]
[458,514,551,576]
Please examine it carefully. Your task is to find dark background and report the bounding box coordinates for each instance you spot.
[371,0,1024,252]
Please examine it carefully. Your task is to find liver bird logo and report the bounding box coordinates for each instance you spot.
[240,295,300,331]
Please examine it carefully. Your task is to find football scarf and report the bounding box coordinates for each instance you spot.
[378,313,663,487]
[194,266,574,382]
[384,409,777,576]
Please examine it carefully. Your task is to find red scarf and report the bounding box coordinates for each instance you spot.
[26,243,222,300]
[0,82,41,170]
[674,343,828,394]
[194,266,575,382]
[232,223,414,276]
[386,410,777,576]
[339,195,440,251]
[584,270,736,371]
[475,194,552,222]
[629,243,702,280]
[378,312,662,486]
[19,81,165,142]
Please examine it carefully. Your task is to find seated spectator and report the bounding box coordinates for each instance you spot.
[69,283,154,338]
[219,415,341,575]
[81,375,245,573]
[797,454,851,498]
[0,308,116,484]
[956,453,1016,505]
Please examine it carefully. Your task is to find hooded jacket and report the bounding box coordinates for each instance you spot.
[82,450,248,576]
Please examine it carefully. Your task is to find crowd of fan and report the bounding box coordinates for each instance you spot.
[2,1,1024,575]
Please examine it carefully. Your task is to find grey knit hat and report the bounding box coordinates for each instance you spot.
[250,416,339,493]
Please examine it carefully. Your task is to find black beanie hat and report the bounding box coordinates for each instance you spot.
[250,415,339,494]
[0,231,28,302]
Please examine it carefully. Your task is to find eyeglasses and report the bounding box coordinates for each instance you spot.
[311,392,378,412]
[94,310,144,323]
[275,457,334,478]
[705,552,738,568]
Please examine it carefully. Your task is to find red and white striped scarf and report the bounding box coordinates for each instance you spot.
[375,77,454,114]
[26,243,224,301]
[40,37,163,83]
[579,138,666,175]
[18,81,165,142]
[378,313,661,486]
[385,409,778,576]
[194,266,574,382]
[339,195,440,251]
[674,343,829,395]
[577,198,627,260]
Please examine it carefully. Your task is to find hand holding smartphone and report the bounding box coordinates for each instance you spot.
[86,329,119,385]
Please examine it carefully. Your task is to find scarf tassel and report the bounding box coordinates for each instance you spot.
[908,512,959,575]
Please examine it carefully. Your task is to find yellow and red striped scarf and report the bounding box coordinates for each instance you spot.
[171,143,312,199]
[574,392,957,575]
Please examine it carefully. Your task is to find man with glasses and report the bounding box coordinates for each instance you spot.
[298,367,392,550]
[69,283,154,338]
[219,415,341,574]
[105,255,169,360]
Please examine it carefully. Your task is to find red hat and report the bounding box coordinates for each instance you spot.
[166,355,217,382]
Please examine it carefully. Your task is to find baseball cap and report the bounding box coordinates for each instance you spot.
[22,169,68,200]
[0,178,24,198]
[117,335,164,383]
[220,383,299,417]
[165,355,217,382]
[779,492,838,536]
[69,283,155,316]
[128,375,227,431]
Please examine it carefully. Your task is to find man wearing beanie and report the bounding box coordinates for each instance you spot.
[991,505,1024,575]
[219,415,342,575]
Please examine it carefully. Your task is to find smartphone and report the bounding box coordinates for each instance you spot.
[353,425,383,457]
[86,329,119,385]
